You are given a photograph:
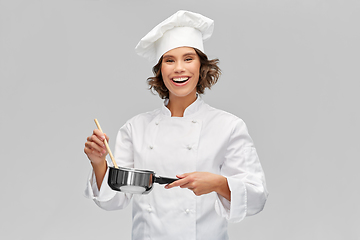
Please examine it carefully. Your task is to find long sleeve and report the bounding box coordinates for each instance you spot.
[83,98,268,239]
[84,122,135,210]
[215,118,268,223]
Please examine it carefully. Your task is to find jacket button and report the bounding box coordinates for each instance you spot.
[148,207,152,213]
[155,122,159,125]
[192,120,197,123]
[187,146,192,150]
[149,145,153,149]
[185,209,190,214]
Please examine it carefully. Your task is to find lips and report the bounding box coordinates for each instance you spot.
[171,77,190,86]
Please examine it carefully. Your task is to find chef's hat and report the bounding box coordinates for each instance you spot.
[135,10,214,62]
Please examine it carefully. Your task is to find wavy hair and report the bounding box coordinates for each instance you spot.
[147,48,221,99]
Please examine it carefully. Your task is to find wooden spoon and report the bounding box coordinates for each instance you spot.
[94,119,118,168]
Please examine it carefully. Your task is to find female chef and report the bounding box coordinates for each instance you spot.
[84,10,268,240]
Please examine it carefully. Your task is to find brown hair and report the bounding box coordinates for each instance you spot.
[147,48,221,99]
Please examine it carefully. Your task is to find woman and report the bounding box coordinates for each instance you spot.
[84,10,268,240]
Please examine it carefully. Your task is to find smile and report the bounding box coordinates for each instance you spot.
[172,77,189,83]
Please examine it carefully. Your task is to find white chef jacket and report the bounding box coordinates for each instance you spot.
[84,96,268,240]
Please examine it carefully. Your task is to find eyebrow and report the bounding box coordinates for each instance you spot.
[163,52,197,58]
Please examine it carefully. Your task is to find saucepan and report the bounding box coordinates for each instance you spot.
[108,166,177,194]
[94,119,177,194]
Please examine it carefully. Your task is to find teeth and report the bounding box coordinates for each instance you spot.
[173,77,189,82]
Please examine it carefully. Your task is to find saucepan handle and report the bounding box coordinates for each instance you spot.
[154,176,178,184]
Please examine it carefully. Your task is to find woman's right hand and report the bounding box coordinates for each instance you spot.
[84,129,109,166]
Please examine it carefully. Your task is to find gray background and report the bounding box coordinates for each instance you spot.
[1,0,359,239]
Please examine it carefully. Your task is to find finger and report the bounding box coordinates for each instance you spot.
[168,172,196,188]
[165,178,190,189]
[89,134,106,149]
[176,172,191,179]
[93,129,106,140]
[84,146,105,160]
[84,145,97,158]
[85,141,107,155]
[179,183,193,189]
[104,133,109,142]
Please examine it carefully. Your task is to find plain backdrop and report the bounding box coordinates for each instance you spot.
[1,0,359,239]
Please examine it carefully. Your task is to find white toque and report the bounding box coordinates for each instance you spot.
[135,10,214,62]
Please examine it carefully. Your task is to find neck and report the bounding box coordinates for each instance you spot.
[167,92,197,117]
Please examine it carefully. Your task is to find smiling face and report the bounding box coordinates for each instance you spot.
[161,47,201,99]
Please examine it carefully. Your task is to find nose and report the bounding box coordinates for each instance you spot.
[174,61,185,73]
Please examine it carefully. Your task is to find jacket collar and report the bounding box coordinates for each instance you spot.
[161,94,204,117]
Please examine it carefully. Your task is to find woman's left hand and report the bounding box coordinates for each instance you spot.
[165,172,230,201]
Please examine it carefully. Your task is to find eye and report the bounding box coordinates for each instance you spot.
[185,58,193,62]
[165,59,174,63]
